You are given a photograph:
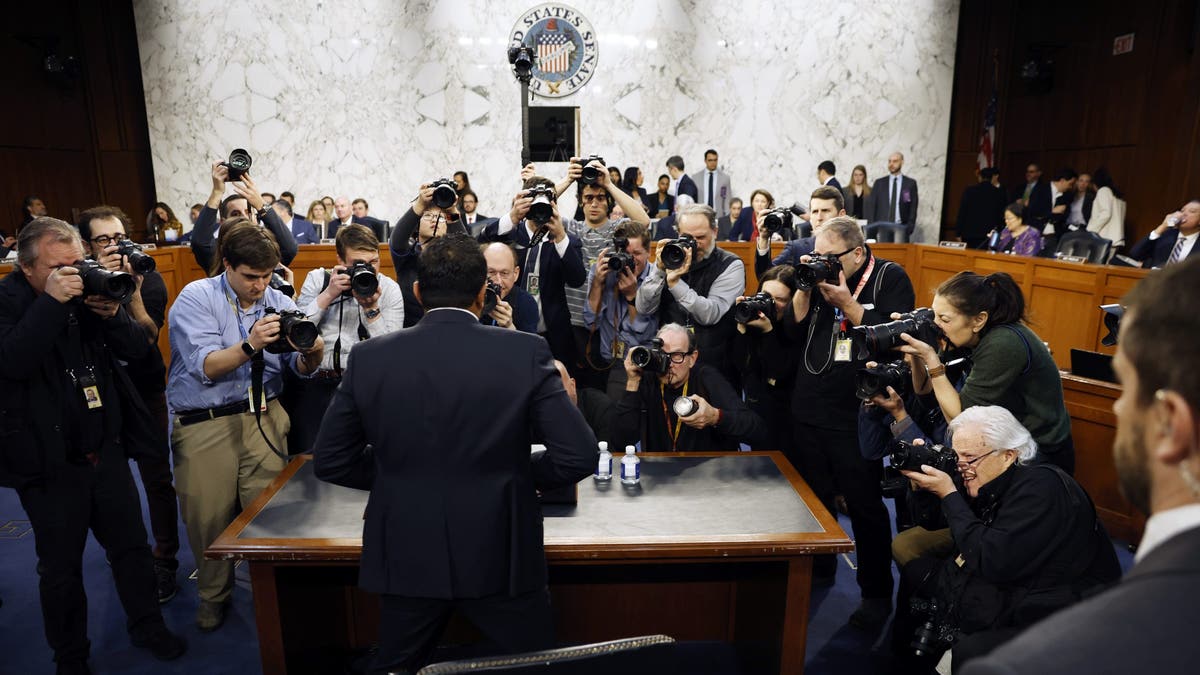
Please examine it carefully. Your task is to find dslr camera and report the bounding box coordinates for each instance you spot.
[263,307,319,354]
[343,261,379,297]
[220,148,252,182]
[888,439,958,474]
[525,184,556,226]
[850,308,940,361]
[482,280,503,317]
[429,178,459,210]
[603,235,635,275]
[75,259,135,303]
[573,155,606,185]
[115,239,156,274]
[629,337,670,375]
[794,253,843,290]
[269,269,294,298]
[761,208,794,235]
[733,292,775,324]
[854,359,910,400]
[660,234,697,271]
[908,598,958,657]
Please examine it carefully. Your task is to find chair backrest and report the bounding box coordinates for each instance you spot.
[416,635,677,675]
[796,221,813,239]
[1055,230,1112,264]
[865,222,909,243]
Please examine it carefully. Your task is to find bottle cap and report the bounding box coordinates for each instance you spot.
[625,445,636,454]
[598,441,608,452]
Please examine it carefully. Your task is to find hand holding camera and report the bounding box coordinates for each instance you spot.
[734,293,774,331]
[230,171,264,212]
[571,155,606,186]
[490,298,515,329]
[44,266,83,304]
[897,440,958,499]
[677,394,719,429]
[83,295,120,320]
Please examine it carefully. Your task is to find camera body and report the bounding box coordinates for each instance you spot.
[507,45,536,75]
[629,337,670,375]
[604,235,635,275]
[482,280,503,317]
[908,598,958,657]
[851,308,940,361]
[794,253,843,290]
[761,208,793,235]
[429,178,459,210]
[661,234,697,271]
[734,292,775,324]
[889,439,958,474]
[855,359,911,400]
[269,269,294,298]
[115,239,156,274]
[264,307,319,354]
[343,261,379,297]
[75,259,135,303]
[525,184,557,226]
[574,155,606,185]
[220,148,252,182]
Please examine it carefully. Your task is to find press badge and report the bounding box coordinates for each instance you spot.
[247,386,268,413]
[612,339,626,360]
[70,367,103,410]
[527,273,540,296]
[834,337,853,362]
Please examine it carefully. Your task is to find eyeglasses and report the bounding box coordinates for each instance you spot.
[90,233,128,246]
[665,350,693,364]
[581,194,607,203]
[956,450,999,480]
[487,269,515,280]
[421,212,444,222]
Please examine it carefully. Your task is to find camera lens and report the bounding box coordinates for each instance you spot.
[432,181,458,209]
[672,397,699,417]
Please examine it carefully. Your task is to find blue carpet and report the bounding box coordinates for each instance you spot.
[0,462,1136,674]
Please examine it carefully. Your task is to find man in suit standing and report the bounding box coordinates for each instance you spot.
[817,160,841,190]
[1038,167,1078,244]
[717,198,741,241]
[272,200,318,244]
[313,235,595,674]
[961,257,1200,675]
[666,155,698,201]
[1129,200,1200,268]
[867,152,919,235]
[691,149,732,218]
[351,198,388,240]
[1011,163,1045,206]
[460,189,491,237]
[955,168,1007,248]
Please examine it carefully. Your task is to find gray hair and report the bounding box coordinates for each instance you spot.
[819,215,865,249]
[673,193,694,212]
[679,203,716,230]
[17,217,82,269]
[947,405,1039,464]
[656,322,696,352]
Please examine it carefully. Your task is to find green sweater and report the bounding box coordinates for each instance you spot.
[958,323,1072,447]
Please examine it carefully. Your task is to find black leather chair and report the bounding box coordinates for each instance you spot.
[865,222,909,243]
[795,221,813,239]
[416,635,677,674]
[1055,230,1112,264]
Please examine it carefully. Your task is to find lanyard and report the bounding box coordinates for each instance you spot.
[660,380,689,450]
[836,254,877,332]
[221,273,260,341]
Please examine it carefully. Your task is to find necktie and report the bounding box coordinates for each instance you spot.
[1167,235,1187,265]
[707,172,714,208]
[891,177,900,222]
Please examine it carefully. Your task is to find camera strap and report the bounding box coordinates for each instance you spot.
[249,351,287,459]
[659,380,688,450]
[322,269,370,375]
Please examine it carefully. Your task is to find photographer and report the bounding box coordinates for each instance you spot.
[612,323,766,452]
[896,271,1074,473]
[0,218,187,671]
[167,224,324,632]
[389,181,469,327]
[288,224,404,452]
[636,204,745,383]
[731,265,799,452]
[583,221,658,400]
[891,406,1118,674]
[754,186,846,280]
[190,159,298,273]
[785,216,915,627]
[78,205,183,603]
[481,242,538,332]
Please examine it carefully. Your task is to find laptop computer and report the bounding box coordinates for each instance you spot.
[1070,349,1116,384]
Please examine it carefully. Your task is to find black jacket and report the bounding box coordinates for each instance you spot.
[190,204,299,273]
[1129,228,1200,268]
[956,182,1007,243]
[389,208,469,327]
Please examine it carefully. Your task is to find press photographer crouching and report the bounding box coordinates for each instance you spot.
[481,242,538,333]
[167,223,324,632]
[612,323,766,452]
[890,406,1119,674]
[284,224,405,452]
[0,218,187,672]
[732,265,799,451]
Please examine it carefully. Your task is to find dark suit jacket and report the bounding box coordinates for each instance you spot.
[716,215,733,241]
[1129,228,1200,268]
[190,204,299,273]
[676,174,699,200]
[824,177,842,190]
[287,217,319,244]
[960,525,1200,675]
[653,215,678,241]
[754,237,816,280]
[328,215,384,240]
[867,174,919,232]
[646,193,675,219]
[956,182,1007,243]
[312,309,596,598]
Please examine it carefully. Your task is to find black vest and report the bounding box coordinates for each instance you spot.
[659,246,739,375]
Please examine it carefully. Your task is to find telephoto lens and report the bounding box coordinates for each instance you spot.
[264,308,319,354]
[660,235,697,271]
[605,237,635,275]
[430,178,459,209]
[269,270,294,298]
[850,308,939,361]
[75,259,136,303]
[222,148,253,181]
[345,262,379,296]
[733,293,774,324]
[888,439,958,474]
[116,239,157,274]
[672,396,699,417]
[761,208,793,234]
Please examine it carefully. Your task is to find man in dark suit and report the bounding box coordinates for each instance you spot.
[1011,163,1044,206]
[960,257,1200,675]
[818,160,842,190]
[955,168,1007,248]
[866,152,919,234]
[716,197,741,241]
[327,196,377,240]
[666,155,698,200]
[351,198,388,240]
[754,186,844,279]
[313,235,595,674]
[1129,200,1200,268]
[459,189,491,237]
[1037,168,1078,245]
[272,200,318,244]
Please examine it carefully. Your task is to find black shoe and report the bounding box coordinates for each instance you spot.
[153,559,178,604]
[131,624,188,661]
[55,660,92,675]
[848,597,893,630]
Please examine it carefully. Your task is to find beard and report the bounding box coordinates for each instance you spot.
[1114,418,1152,516]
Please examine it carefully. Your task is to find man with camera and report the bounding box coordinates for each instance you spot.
[190,157,298,273]
[167,224,324,632]
[732,266,800,452]
[636,204,745,384]
[613,323,766,452]
[78,206,183,603]
[481,242,537,333]
[1,217,188,673]
[390,180,470,327]
[754,186,846,279]
[288,224,404,452]
[784,215,915,628]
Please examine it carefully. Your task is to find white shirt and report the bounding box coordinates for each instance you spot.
[1044,185,1064,234]
[1149,229,1199,264]
[1135,503,1200,563]
[297,269,406,372]
[668,175,680,197]
[823,176,836,186]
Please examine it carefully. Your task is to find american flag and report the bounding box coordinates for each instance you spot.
[977,87,997,170]
[538,32,572,74]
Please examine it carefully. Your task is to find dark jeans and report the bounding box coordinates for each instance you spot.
[281,374,341,455]
[134,390,179,562]
[793,422,894,599]
[371,588,554,674]
[18,454,165,664]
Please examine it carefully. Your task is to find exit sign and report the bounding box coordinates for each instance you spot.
[1113,33,1135,55]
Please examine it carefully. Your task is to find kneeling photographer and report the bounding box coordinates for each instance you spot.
[612,323,766,452]
[287,224,404,452]
[732,265,799,451]
[890,406,1119,674]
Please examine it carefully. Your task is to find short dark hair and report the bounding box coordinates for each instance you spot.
[460,189,478,202]
[704,149,718,159]
[577,181,614,214]
[613,220,651,249]
[1005,200,1029,224]
[522,175,555,191]
[730,197,743,208]
[749,189,775,209]
[1053,167,1078,182]
[418,234,487,309]
[261,192,276,202]
[335,223,379,259]
[758,264,797,294]
[818,160,837,176]
[219,194,250,219]
[666,155,685,171]
[352,198,368,209]
[936,271,1027,329]
[222,224,281,271]
[980,167,999,180]
[1123,257,1200,407]
[280,191,295,201]
[78,205,132,242]
[273,199,294,217]
[23,195,43,209]
[811,186,845,212]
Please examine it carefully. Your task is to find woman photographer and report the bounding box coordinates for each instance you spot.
[732,265,799,454]
[897,271,1074,473]
[890,406,1118,674]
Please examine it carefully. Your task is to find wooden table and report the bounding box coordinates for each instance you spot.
[208,452,852,675]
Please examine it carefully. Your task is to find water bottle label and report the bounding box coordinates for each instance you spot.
[597,456,611,475]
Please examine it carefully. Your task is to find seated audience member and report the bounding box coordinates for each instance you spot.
[327,196,365,239]
[666,155,698,200]
[818,160,841,189]
[583,221,658,400]
[554,359,613,444]
[891,406,1119,674]
[621,166,649,211]
[321,196,336,219]
[190,161,298,272]
[961,258,1200,675]
[351,198,387,240]
[653,193,692,241]
[481,242,537,333]
[306,200,330,238]
[646,174,675,220]
[613,323,766,452]
[729,188,774,242]
[390,183,469,327]
[273,199,318,244]
[754,186,846,279]
[607,166,623,188]
[717,197,741,241]
[180,203,203,244]
[1064,171,1094,230]
[146,202,185,243]
[732,266,799,452]
[0,226,15,257]
[21,194,49,228]
[899,271,1074,473]
[289,224,404,452]
[1129,200,1200,268]
[1085,167,1126,248]
[279,191,295,207]
[992,201,1044,257]
[843,164,872,220]
[868,152,919,234]
[955,168,1006,248]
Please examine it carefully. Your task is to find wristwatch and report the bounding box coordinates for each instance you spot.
[926,364,947,379]
[241,339,258,357]
[364,307,381,319]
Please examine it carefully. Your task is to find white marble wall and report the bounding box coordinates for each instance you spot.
[134,0,958,241]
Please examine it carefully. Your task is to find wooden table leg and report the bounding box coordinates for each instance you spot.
[779,557,813,675]
[249,562,288,675]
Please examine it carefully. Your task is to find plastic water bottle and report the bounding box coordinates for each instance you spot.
[594,441,612,481]
[620,445,640,485]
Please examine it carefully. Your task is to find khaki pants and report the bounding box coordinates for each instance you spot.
[891,526,955,567]
[171,406,289,604]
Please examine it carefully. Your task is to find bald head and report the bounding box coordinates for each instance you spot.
[888,153,905,175]
[334,196,352,221]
